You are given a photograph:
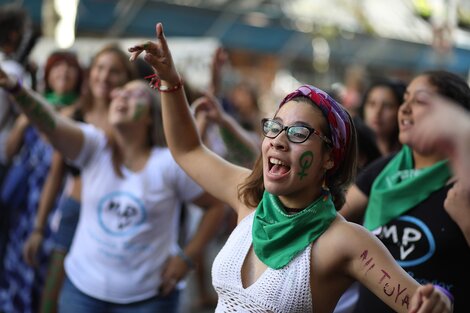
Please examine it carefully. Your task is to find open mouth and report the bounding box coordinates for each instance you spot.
[400,119,413,128]
[116,105,128,113]
[268,157,291,175]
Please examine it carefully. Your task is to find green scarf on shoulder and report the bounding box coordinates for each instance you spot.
[45,92,78,107]
[364,145,451,230]
[252,191,337,269]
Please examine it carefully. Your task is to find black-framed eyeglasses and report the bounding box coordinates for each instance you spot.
[261,118,332,145]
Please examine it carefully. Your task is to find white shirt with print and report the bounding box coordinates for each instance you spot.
[64,123,203,303]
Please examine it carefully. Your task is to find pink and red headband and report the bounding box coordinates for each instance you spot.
[279,85,352,174]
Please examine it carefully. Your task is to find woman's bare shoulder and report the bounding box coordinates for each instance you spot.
[323,215,370,243]
[313,216,376,268]
[236,206,257,224]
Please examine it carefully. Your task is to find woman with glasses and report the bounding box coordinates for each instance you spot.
[127,23,453,313]
[341,70,470,313]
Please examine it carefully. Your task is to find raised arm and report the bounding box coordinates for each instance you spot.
[129,23,251,212]
[0,67,84,160]
[192,95,260,163]
[208,47,227,97]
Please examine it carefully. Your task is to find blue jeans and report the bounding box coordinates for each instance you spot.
[52,197,80,252]
[58,276,180,313]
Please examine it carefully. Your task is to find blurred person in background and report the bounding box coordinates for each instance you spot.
[0,4,36,283]
[353,116,382,172]
[408,92,470,191]
[227,82,262,134]
[20,45,135,313]
[339,65,368,118]
[0,59,225,312]
[340,70,470,313]
[360,79,406,156]
[0,49,82,313]
[211,47,262,169]
[0,4,32,176]
[328,87,381,173]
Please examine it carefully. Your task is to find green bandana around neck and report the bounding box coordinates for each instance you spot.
[364,145,451,231]
[252,191,337,269]
[45,92,78,107]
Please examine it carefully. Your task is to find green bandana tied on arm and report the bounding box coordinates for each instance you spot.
[364,145,451,231]
[252,191,337,269]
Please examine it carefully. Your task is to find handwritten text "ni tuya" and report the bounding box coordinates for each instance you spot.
[360,249,411,309]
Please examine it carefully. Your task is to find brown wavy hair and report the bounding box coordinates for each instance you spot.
[80,43,137,114]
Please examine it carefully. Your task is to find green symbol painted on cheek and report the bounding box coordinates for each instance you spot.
[133,102,145,120]
[298,151,314,180]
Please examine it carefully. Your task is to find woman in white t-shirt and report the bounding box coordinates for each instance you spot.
[0,74,224,312]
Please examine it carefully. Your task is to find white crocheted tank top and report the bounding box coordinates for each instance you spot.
[212,212,313,313]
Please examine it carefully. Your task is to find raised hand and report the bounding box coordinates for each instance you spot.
[408,94,470,190]
[192,95,225,124]
[209,47,228,96]
[128,23,180,85]
[444,181,470,245]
